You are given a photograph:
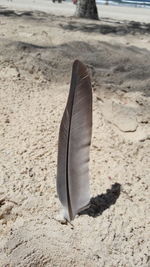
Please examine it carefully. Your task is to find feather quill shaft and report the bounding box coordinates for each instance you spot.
[57,60,92,221]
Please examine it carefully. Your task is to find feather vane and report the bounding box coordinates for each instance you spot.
[57,60,92,221]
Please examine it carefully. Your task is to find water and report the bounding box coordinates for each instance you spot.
[68,0,150,8]
[97,0,150,8]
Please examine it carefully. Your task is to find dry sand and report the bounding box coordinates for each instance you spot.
[1,0,150,22]
[0,2,150,267]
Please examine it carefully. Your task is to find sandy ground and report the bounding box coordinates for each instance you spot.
[0,2,150,267]
[1,0,150,23]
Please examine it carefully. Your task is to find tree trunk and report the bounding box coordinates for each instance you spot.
[76,0,99,20]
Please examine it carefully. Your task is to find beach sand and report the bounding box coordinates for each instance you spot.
[0,0,150,22]
[0,2,150,266]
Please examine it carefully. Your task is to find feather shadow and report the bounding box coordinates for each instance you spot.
[78,183,121,218]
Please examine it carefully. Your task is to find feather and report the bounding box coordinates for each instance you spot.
[57,60,92,221]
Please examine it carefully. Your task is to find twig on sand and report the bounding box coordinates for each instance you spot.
[0,197,19,207]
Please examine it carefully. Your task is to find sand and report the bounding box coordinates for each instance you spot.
[1,0,150,22]
[0,2,150,267]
